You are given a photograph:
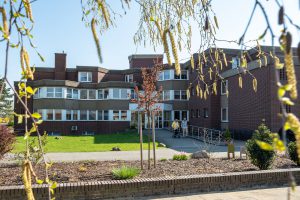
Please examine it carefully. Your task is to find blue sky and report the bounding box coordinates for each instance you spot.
[0,0,299,82]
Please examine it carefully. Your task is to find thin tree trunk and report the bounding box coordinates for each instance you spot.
[152,111,156,168]
[147,112,151,169]
[139,112,143,170]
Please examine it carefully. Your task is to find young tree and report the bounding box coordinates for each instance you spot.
[132,61,163,169]
[0,78,13,122]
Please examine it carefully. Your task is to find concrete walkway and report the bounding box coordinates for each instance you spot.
[155,129,245,156]
[1,129,245,163]
[135,187,300,200]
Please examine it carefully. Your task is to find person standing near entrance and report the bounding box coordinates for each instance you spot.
[181,118,188,137]
[172,119,180,138]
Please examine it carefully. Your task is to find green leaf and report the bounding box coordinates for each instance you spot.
[32,112,41,119]
[38,52,45,62]
[36,179,44,184]
[36,119,43,125]
[256,140,273,151]
[17,115,23,124]
[26,86,34,94]
[282,97,295,106]
[278,87,286,98]
[51,182,57,189]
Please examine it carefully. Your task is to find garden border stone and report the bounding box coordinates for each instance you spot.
[0,168,299,199]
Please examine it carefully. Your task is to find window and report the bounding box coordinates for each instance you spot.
[104,89,109,99]
[80,110,87,120]
[175,70,188,80]
[174,90,181,100]
[121,110,127,120]
[88,90,96,99]
[163,70,171,80]
[34,88,40,98]
[203,108,208,118]
[79,72,92,82]
[97,110,109,120]
[46,109,54,120]
[221,108,228,122]
[181,70,188,79]
[196,109,199,118]
[73,89,79,99]
[125,74,133,82]
[55,88,63,98]
[221,80,228,95]
[46,88,54,98]
[120,89,128,99]
[174,111,180,120]
[281,105,292,113]
[98,110,103,120]
[54,110,62,120]
[89,110,96,120]
[181,90,187,100]
[73,110,78,120]
[66,110,72,120]
[191,87,195,96]
[130,89,136,99]
[232,57,240,69]
[80,90,88,99]
[113,110,120,120]
[158,72,163,81]
[113,89,120,99]
[103,110,109,120]
[67,88,72,99]
[163,90,170,100]
[98,90,103,99]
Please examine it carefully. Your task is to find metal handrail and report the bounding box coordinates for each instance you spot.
[185,125,225,146]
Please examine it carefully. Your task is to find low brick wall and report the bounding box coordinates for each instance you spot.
[1,168,300,200]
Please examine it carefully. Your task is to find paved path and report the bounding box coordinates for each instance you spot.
[134,187,300,200]
[155,129,245,156]
[1,129,245,163]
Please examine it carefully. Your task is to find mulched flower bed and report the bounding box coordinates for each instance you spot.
[0,156,298,186]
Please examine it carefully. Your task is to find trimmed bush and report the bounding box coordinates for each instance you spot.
[173,152,189,161]
[224,129,231,142]
[245,123,275,170]
[288,142,300,166]
[0,125,15,160]
[112,166,140,180]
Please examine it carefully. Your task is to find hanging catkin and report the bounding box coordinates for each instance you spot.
[97,0,110,28]
[0,7,8,37]
[162,29,172,66]
[22,0,33,22]
[168,30,180,75]
[91,18,103,63]
[285,49,297,99]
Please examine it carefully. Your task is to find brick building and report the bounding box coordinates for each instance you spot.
[14,46,300,137]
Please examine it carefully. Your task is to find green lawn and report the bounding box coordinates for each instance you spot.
[13,132,161,153]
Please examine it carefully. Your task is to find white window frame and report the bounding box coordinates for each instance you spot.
[78,72,92,82]
[125,74,133,82]
[163,90,171,101]
[221,107,229,122]
[221,80,228,95]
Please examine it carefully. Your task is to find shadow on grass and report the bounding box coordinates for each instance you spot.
[93,131,149,144]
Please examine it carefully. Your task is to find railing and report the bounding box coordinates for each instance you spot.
[185,125,225,146]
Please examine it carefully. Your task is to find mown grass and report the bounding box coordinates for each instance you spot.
[13,132,161,153]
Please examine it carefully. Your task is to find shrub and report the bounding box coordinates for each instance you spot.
[288,142,300,166]
[224,129,231,142]
[0,125,15,160]
[160,158,167,161]
[112,166,140,180]
[172,152,189,161]
[245,123,275,170]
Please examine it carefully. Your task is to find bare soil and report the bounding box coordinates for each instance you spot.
[0,157,298,186]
